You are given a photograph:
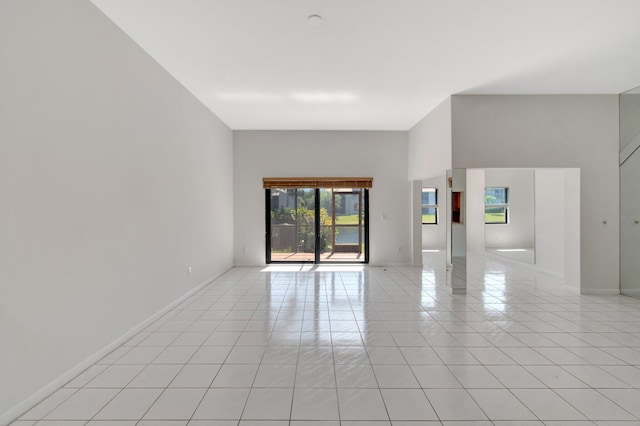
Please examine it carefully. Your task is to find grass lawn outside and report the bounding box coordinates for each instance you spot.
[485,212,507,223]
[335,214,360,225]
[422,214,436,224]
[420,212,507,224]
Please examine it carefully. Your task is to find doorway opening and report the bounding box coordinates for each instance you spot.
[265,186,369,263]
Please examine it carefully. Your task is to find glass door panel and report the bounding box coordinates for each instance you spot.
[267,187,368,263]
[269,188,315,262]
[318,188,334,260]
[320,188,365,262]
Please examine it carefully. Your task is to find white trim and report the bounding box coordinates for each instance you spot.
[473,249,582,295]
[478,249,564,279]
[370,262,413,267]
[233,262,267,267]
[0,271,227,426]
[620,288,640,297]
[580,288,621,296]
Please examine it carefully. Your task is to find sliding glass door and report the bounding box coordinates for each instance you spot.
[266,187,368,263]
[267,188,316,262]
[319,189,366,262]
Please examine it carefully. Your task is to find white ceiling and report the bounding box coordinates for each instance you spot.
[91,0,640,131]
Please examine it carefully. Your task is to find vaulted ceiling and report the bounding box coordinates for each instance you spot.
[92,0,640,130]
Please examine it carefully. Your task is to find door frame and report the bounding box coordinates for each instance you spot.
[265,187,369,264]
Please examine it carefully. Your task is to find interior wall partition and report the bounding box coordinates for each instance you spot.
[620,86,640,299]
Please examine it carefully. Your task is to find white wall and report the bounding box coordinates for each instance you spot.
[620,88,640,298]
[411,179,423,266]
[421,175,447,249]
[449,169,467,292]
[484,169,535,249]
[620,90,640,153]
[466,169,486,254]
[408,97,452,180]
[534,170,566,277]
[233,131,411,266]
[0,0,234,420]
[409,98,451,256]
[564,169,581,290]
[451,95,618,294]
[533,169,581,289]
[450,169,467,258]
[620,149,640,297]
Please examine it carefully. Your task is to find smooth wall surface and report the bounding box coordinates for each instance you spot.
[484,169,535,249]
[621,149,640,297]
[620,86,640,299]
[449,169,467,292]
[532,169,581,289]
[620,88,640,153]
[0,0,233,418]
[233,131,411,266]
[451,95,618,294]
[563,169,581,290]
[466,169,486,254]
[408,97,452,181]
[534,170,566,278]
[421,175,447,249]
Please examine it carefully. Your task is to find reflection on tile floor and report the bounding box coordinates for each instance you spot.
[14,253,640,425]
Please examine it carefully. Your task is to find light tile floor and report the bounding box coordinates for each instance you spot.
[13,253,640,425]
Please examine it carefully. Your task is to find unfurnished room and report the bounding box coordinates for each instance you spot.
[3,1,640,425]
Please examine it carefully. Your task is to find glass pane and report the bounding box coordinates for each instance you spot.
[485,187,507,204]
[319,225,333,253]
[319,188,365,263]
[319,188,335,261]
[319,188,334,224]
[334,193,360,223]
[335,226,360,245]
[422,207,437,224]
[269,188,366,263]
[485,206,507,223]
[422,188,436,205]
[270,188,315,261]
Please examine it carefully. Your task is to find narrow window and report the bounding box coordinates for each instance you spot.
[422,188,438,224]
[485,187,508,224]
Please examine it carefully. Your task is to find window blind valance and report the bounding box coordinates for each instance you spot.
[263,177,373,189]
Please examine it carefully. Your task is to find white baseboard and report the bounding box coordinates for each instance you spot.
[581,288,621,296]
[619,288,640,297]
[0,271,228,426]
[369,262,412,267]
[234,262,421,268]
[477,249,565,279]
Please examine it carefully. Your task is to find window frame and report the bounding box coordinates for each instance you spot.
[421,188,438,225]
[265,187,369,264]
[485,187,509,224]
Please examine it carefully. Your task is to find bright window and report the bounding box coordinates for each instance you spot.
[422,188,437,224]
[485,187,508,224]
